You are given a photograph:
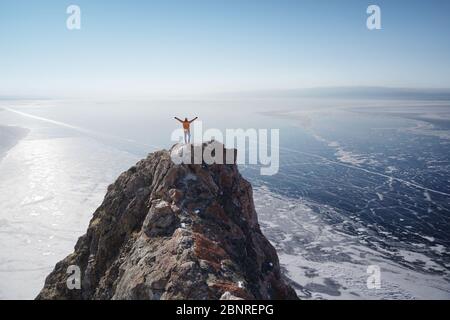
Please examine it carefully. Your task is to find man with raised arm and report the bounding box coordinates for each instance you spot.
[174,116,198,144]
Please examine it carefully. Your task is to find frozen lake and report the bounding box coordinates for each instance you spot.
[0,99,449,299]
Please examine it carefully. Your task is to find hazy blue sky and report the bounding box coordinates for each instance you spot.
[1,0,450,98]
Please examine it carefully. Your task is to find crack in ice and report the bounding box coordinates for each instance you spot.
[4,107,162,151]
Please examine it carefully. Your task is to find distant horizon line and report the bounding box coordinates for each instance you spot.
[2,85,450,101]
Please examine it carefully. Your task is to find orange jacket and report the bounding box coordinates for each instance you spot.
[175,117,198,130]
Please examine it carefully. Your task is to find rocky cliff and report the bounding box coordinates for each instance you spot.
[37,141,298,300]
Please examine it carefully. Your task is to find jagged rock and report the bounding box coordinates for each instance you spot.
[220,291,244,300]
[143,200,178,237]
[36,141,298,300]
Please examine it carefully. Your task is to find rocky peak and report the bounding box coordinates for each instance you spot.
[37,141,298,300]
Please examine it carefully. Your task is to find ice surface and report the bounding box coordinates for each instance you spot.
[0,125,29,158]
[254,186,450,300]
[1,100,449,300]
[0,134,138,299]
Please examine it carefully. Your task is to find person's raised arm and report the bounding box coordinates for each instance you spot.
[174,117,183,123]
[189,117,198,123]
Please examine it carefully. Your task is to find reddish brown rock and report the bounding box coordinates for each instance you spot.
[36,141,298,300]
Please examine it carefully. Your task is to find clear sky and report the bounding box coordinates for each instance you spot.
[1,0,450,98]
